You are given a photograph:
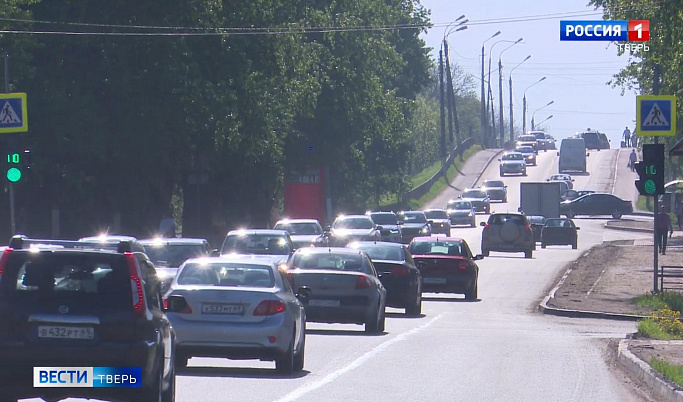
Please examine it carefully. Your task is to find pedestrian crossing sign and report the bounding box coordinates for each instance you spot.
[637,95,676,136]
[0,93,28,133]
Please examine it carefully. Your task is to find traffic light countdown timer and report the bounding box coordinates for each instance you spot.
[5,149,31,183]
[634,144,665,196]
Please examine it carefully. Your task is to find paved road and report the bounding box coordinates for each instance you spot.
[30,148,648,402]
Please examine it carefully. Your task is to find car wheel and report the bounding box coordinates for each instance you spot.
[482,249,489,257]
[293,330,305,372]
[446,229,452,237]
[500,170,505,176]
[471,219,476,228]
[522,170,527,176]
[174,354,188,370]
[365,304,382,334]
[161,361,176,402]
[464,282,478,300]
[541,243,546,249]
[406,293,422,316]
[502,196,508,203]
[276,338,295,374]
[572,241,578,250]
[525,250,533,259]
[133,358,165,402]
[612,211,622,219]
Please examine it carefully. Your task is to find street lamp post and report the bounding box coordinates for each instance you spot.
[522,76,547,134]
[509,55,531,144]
[536,115,554,128]
[481,31,501,148]
[487,38,521,147]
[442,18,468,153]
[531,100,554,130]
[498,38,523,149]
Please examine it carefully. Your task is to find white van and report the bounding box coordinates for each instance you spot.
[558,138,588,173]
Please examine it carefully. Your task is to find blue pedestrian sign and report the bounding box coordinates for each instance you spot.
[636,95,676,136]
[0,93,28,133]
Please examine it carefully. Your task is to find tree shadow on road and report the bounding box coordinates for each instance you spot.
[306,328,388,337]
[178,365,310,379]
[422,296,480,303]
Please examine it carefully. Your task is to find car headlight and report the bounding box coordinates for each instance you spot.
[390,229,399,233]
[467,212,473,217]
[420,226,429,234]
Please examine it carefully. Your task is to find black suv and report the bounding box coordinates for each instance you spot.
[480,213,536,258]
[0,236,176,402]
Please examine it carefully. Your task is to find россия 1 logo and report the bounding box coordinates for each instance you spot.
[560,20,650,52]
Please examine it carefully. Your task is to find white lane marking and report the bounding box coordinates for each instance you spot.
[273,314,444,402]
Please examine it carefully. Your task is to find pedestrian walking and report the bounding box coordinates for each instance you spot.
[159,209,177,238]
[628,149,637,172]
[631,130,638,148]
[656,205,674,254]
[623,126,631,147]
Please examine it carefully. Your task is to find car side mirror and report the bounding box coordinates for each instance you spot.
[416,261,427,270]
[497,158,502,161]
[210,249,219,257]
[587,153,590,157]
[397,221,404,225]
[473,254,484,260]
[576,227,580,230]
[376,225,384,231]
[427,220,434,225]
[479,222,486,227]
[324,225,331,232]
[296,286,312,301]
[556,152,560,156]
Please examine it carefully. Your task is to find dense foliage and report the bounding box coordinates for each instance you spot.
[590,0,683,179]
[0,0,433,244]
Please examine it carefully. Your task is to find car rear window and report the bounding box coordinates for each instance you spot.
[399,212,427,223]
[410,241,464,256]
[463,190,487,198]
[369,213,399,225]
[274,222,321,235]
[353,245,403,262]
[292,253,369,273]
[489,214,527,225]
[424,210,448,219]
[142,244,208,267]
[222,234,291,255]
[447,201,472,209]
[177,262,275,287]
[484,180,504,187]
[333,217,374,229]
[502,153,523,161]
[0,252,132,309]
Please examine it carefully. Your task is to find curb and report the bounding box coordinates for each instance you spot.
[618,340,683,402]
[604,224,653,234]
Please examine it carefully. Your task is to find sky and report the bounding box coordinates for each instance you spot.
[418,0,639,146]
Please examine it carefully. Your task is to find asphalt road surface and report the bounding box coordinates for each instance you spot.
[25,148,652,402]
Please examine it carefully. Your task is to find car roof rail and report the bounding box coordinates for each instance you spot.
[7,235,134,253]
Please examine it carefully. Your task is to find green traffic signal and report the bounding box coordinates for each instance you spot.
[644,179,656,195]
[6,167,21,183]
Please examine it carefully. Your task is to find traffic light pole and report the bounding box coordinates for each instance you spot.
[653,66,659,293]
[4,52,15,235]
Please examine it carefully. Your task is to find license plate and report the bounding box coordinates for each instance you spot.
[201,303,244,315]
[309,299,341,307]
[423,277,447,284]
[38,326,94,340]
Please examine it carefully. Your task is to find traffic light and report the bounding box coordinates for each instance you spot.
[635,144,665,196]
[4,148,31,183]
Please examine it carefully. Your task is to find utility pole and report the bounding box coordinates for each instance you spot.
[653,64,660,293]
[522,96,527,134]
[509,74,514,143]
[498,59,504,149]
[439,49,446,160]
[4,52,16,235]
[444,43,462,155]
[444,42,454,150]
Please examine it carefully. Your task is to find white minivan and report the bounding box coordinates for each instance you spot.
[558,138,588,173]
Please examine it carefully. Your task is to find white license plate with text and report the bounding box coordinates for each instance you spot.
[423,278,447,284]
[38,326,94,340]
[201,303,244,315]
[309,299,341,307]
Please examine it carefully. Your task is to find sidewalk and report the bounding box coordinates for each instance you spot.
[421,148,504,210]
[540,229,683,401]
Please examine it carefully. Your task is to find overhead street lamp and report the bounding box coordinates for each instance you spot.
[531,100,554,130]
[522,76,547,134]
[481,31,501,148]
[487,38,521,147]
[498,38,523,148]
[441,17,468,154]
[509,55,531,144]
[536,115,554,128]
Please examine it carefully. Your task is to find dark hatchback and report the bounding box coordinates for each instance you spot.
[349,241,422,315]
[560,193,633,219]
[541,218,580,249]
[0,236,175,402]
[409,237,482,300]
[397,211,432,243]
[139,237,212,294]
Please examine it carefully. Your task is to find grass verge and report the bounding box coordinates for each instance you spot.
[638,319,683,340]
[649,357,683,387]
[635,292,683,313]
[409,160,442,189]
[637,195,653,212]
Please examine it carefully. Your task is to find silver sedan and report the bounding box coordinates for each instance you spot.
[164,255,306,374]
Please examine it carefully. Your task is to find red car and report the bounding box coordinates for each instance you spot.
[408,236,483,300]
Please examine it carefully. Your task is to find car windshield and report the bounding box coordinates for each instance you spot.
[424,210,448,219]
[518,136,537,142]
[528,216,546,224]
[448,201,472,210]
[533,133,546,140]
[545,219,573,228]
[399,212,427,223]
[292,252,368,273]
[333,217,374,229]
[141,243,208,268]
[502,153,523,161]
[274,222,322,235]
[463,190,487,198]
[483,180,504,187]
[352,245,403,261]
[370,213,399,225]
[177,262,275,287]
[517,147,534,154]
[221,234,291,255]
[410,241,464,256]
